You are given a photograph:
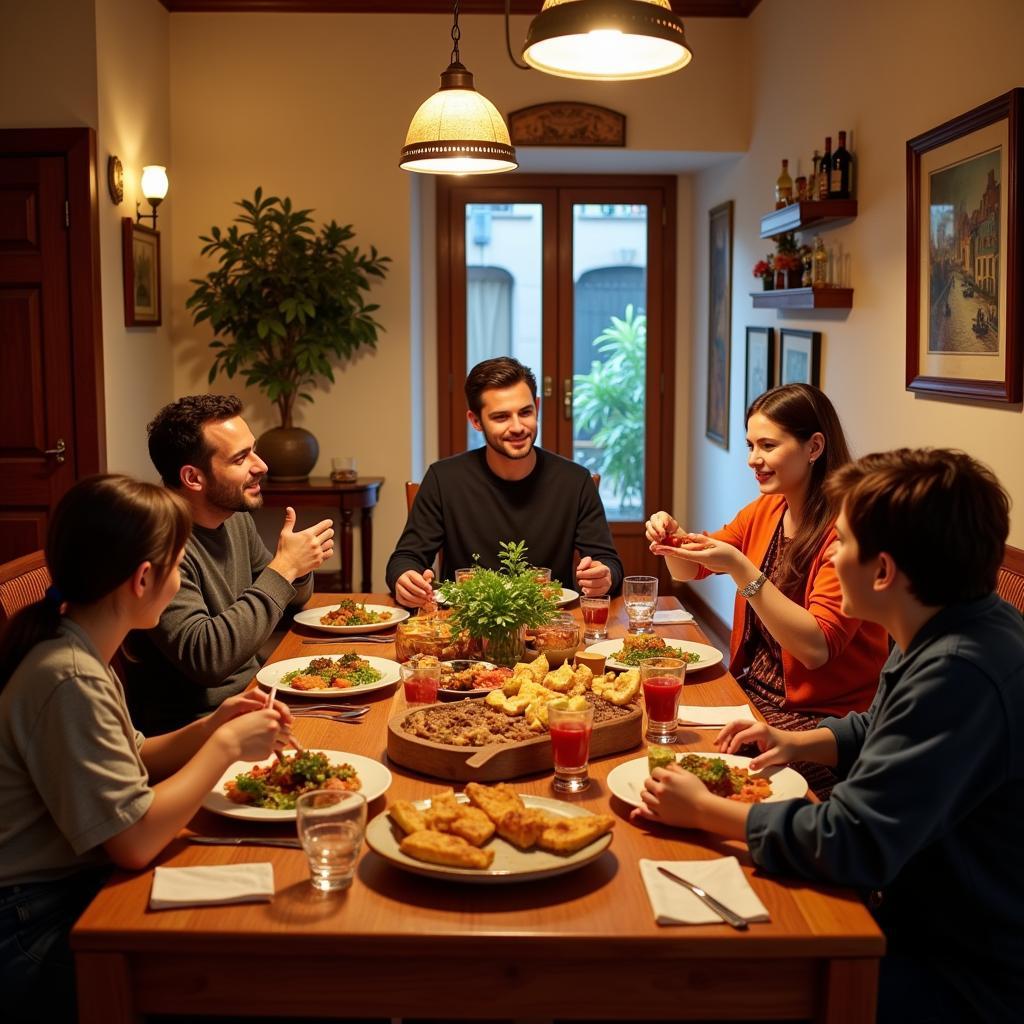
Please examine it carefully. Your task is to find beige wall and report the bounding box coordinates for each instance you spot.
[687,0,1024,622]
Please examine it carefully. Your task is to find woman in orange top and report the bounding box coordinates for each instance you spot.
[646,384,889,793]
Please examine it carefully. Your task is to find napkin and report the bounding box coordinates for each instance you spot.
[677,704,756,727]
[652,609,694,624]
[149,863,275,911]
[639,857,770,926]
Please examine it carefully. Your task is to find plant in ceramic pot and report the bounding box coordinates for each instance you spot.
[186,188,391,480]
[752,257,774,290]
[437,541,560,667]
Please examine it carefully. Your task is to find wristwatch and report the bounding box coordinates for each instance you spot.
[738,571,768,599]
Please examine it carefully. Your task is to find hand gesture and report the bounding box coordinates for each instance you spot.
[271,507,334,582]
[645,510,681,549]
[575,556,612,597]
[715,720,795,771]
[217,707,289,762]
[656,533,743,575]
[395,568,435,608]
[630,765,707,829]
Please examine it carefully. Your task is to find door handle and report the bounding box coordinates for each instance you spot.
[542,375,553,398]
[563,378,573,420]
[44,438,67,464]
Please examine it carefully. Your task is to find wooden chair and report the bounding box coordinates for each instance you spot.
[405,473,600,513]
[0,550,51,624]
[997,544,1024,614]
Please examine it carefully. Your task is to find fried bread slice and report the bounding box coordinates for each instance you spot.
[399,829,495,869]
[464,782,524,825]
[447,805,496,846]
[388,799,427,835]
[538,813,615,854]
[495,808,550,850]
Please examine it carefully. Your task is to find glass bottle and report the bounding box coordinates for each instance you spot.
[819,138,832,200]
[830,130,851,199]
[775,159,793,209]
[811,150,821,201]
[812,236,829,287]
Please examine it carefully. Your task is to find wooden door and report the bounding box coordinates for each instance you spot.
[0,129,105,561]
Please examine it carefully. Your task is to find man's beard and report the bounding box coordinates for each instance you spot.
[206,474,264,513]
[483,427,536,461]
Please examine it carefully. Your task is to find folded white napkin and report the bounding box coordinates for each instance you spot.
[639,857,770,926]
[652,609,694,624]
[149,863,275,911]
[677,704,756,727]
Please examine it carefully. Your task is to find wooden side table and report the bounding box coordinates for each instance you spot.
[260,477,384,592]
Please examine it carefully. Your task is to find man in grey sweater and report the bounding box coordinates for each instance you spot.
[124,395,333,733]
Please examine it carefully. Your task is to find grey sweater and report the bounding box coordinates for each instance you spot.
[124,513,312,733]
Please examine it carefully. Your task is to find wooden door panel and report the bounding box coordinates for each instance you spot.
[0,512,46,563]
[0,289,46,448]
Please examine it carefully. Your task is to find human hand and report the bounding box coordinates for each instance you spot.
[652,532,745,575]
[575,556,611,597]
[395,568,435,608]
[630,765,709,829]
[271,508,334,581]
[644,510,680,546]
[715,720,796,771]
[216,707,288,762]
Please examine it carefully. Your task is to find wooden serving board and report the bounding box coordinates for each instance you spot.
[386,701,643,782]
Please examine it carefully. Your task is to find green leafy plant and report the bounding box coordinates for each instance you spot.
[572,304,646,514]
[186,187,391,428]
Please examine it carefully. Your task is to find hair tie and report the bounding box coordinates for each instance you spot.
[44,585,65,608]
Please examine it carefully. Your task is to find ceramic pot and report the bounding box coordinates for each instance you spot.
[257,426,319,481]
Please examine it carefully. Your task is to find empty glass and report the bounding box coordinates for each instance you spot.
[296,790,367,892]
[330,456,358,483]
[623,575,658,634]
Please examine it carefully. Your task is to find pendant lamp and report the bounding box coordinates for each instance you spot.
[521,0,693,81]
[401,1,517,175]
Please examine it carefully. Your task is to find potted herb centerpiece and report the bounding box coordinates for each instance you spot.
[186,188,391,480]
[437,541,560,667]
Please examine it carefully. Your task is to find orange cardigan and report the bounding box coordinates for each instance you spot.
[697,494,889,716]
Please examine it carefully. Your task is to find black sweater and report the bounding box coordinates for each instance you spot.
[386,447,623,597]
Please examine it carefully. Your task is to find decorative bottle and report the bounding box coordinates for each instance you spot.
[775,159,794,208]
[811,149,821,201]
[830,130,851,199]
[819,138,832,200]
[812,235,829,287]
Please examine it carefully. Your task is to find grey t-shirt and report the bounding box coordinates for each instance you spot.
[0,620,153,886]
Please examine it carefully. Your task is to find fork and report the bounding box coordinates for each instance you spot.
[301,636,395,645]
[290,703,369,713]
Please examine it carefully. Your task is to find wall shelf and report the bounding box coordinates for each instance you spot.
[760,200,858,239]
[750,287,853,310]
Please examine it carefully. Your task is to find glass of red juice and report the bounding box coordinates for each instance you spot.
[641,657,686,743]
[400,661,441,704]
[548,704,594,793]
[580,595,611,641]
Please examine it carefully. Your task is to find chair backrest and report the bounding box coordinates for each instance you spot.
[997,544,1024,614]
[0,550,51,624]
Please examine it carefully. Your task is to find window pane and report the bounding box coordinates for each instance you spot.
[571,204,648,520]
[465,203,543,450]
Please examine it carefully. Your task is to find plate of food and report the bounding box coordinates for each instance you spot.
[606,751,807,809]
[555,588,579,607]
[292,600,409,635]
[433,659,511,700]
[256,654,400,697]
[584,635,723,673]
[202,749,393,821]
[365,782,614,883]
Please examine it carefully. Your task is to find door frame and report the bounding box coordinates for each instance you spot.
[0,127,106,479]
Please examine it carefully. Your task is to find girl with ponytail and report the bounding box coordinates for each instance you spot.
[0,475,293,1024]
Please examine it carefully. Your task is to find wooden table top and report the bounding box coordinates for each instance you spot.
[72,594,883,1022]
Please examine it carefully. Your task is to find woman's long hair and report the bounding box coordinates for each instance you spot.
[746,384,851,598]
[0,474,191,690]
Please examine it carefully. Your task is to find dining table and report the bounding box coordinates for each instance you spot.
[71,593,884,1024]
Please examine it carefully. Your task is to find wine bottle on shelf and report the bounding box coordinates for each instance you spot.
[830,131,851,199]
[819,137,832,200]
[775,159,793,208]
[811,150,821,203]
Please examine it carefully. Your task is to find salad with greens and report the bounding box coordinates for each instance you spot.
[224,751,360,809]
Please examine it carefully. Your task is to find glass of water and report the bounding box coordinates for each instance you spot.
[295,790,367,892]
[623,575,658,634]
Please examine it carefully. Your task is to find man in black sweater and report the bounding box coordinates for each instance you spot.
[386,358,623,608]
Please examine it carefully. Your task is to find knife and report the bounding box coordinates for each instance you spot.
[188,836,302,849]
[656,866,749,930]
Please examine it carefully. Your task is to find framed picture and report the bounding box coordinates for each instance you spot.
[780,329,821,387]
[706,200,733,448]
[122,218,161,326]
[745,327,775,410]
[906,89,1022,402]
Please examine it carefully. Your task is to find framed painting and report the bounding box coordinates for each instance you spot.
[906,88,1022,402]
[706,200,733,448]
[745,327,775,411]
[780,329,821,387]
[122,218,161,327]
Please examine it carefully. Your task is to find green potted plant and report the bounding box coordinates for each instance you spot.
[186,187,391,480]
[437,541,560,667]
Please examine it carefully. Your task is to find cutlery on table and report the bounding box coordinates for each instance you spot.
[656,866,749,930]
[289,712,367,724]
[289,703,369,713]
[188,836,302,849]
[300,636,394,645]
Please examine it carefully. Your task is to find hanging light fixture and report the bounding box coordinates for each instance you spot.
[519,0,693,82]
[400,1,517,175]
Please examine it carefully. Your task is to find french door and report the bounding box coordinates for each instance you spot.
[437,175,677,580]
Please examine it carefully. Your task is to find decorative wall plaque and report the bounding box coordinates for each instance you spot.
[507,103,625,147]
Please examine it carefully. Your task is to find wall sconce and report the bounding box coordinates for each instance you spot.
[136,165,169,227]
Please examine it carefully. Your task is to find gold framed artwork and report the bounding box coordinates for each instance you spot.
[122,218,161,327]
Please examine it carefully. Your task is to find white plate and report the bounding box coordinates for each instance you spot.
[584,638,724,673]
[256,655,400,698]
[606,753,807,809]
[436,660,503,701]
[202,749,393,822]
[292,603,409,635]
[365,793,613,884]
[555,588,579,607]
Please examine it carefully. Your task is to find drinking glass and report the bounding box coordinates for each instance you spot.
[548,704,594,794]
[296,790,367,892]
[329,456,358,483]
[529,612,581,667]
[641,657,686,744]
[623,575,658,634]
[453,567,477,583]
[532,566,553,584]
[400,660,441,704]
[580,595,611,641]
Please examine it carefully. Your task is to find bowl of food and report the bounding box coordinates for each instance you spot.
[395,612,477,663]
[524,612,581,668]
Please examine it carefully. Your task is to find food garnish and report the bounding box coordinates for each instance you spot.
[281,653,383,690]
[646,748,773,803]
[225,751,360,809]
[320,599,392,627]
[613,635,702,667]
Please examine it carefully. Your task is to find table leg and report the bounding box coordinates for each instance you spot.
[340,508,354,593]
[360,508,374,592]
[76,953,140,1024]
[816,957,878,1023]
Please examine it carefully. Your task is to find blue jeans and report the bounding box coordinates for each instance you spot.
[0,869,110,1024]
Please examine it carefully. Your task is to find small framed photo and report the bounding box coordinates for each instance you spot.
[122,218,161,326]
[745,327,775,411]
[779,329,821,387]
